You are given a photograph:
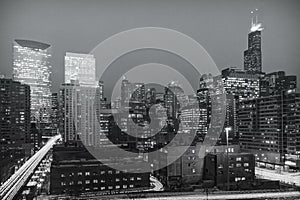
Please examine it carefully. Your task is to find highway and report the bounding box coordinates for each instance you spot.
[255,167,300,186]
[0,135,61,200]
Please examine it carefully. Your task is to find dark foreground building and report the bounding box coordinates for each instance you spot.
[0,78,31,184]
[203,152,255,190]
[50,144,151,195]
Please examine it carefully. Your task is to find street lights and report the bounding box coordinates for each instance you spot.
[225,127,232,191]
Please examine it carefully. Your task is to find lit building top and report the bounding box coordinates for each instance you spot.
[65,52,96,86]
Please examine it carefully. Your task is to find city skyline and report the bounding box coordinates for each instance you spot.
[1,1,300,199]
[0,0,300,95]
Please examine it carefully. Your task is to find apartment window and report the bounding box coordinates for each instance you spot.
[85,171,90,176]
[78,172,83,176]
[69,181,74,185]
[85,180,90,184]
[129,184,134,188]
[236,157,242,161]
[100,171,105,174]
[101,179,105,183]
[93,179,98,184]
[116,185,120,189]
[130,177,134,181]
[123,178,128,181]
[61,174,65,178]
[137,177,142,181]
[78,181,82,185]
[116,178,120,182]
[69,172,74,177]
[123,185,127,189]
[101,187,105,190]
[236,163,242,167]
[61,182,66,186]
[244,163,249,167]
[116,170,120,174]
[108,186,113,190]
[108,170,113,174]
[192,168,196,173]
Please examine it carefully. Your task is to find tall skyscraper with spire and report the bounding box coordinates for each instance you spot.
[244,9,263,74]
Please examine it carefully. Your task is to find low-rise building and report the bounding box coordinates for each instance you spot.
[50,145,150,195]
[203,152,255,190]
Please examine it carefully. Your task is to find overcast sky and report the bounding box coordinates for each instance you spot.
[1,0,300,96]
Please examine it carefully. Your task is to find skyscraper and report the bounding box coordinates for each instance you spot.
[60,52,100,146]
[13,39,52,123]
[244,11,263,74]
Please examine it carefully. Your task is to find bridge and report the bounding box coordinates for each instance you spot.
[0,135,61,200]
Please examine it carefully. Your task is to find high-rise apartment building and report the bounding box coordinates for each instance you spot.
[238,91,300,165]
[0,78,31,148]
[13,39,52,123]
[0,78,31,183]
[59,81,99,146]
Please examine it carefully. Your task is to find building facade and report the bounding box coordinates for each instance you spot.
[50,145,150,195]
[59,82,99,146]
[238,91,300,166]
[0,78,31,183]
[0,78,31,148]
[203,152,255,190]
[222,68,260,101]
[260,71,297,96]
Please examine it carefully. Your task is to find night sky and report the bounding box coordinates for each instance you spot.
[1,0,300,96]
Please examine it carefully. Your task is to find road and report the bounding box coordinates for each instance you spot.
[255,167,300,186]
[141,191,300,200]
[0,135,61,200]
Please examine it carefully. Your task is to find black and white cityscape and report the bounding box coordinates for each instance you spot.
[1,0,300,199]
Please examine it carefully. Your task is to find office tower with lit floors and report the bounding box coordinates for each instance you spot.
[13,39,52,124]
